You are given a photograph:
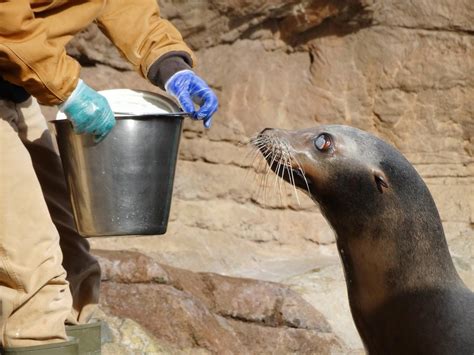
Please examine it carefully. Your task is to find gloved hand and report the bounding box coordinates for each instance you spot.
[165,70,218,129]
[59,79,115,141]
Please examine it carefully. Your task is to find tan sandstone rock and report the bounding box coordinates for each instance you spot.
[95,250,347,354]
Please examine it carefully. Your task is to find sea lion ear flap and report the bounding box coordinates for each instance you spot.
[373,170,389,193]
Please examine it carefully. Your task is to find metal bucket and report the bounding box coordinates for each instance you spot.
[49,90,183,237]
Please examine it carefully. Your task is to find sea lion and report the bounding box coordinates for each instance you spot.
[253,125,474,354]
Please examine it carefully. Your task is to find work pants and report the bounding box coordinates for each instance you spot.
[0,97,100,347]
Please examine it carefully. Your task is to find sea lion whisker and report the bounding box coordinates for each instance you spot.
[281,160,290,206]
[273,157,282,188]
[255,138,273,163]
[280,153,290,199]
[253,156,265,174]
[255,163,267,203]
[251,137,270,155]
[266,148,280,205]
[269,139,286,205]
[275,144,288,205]
[260,143,277,204]
[292,156,311,194]
[262,153,273,206]
[267,137,284,205]
[250,146,267,172]
[274,156,285,205]
[268,139,279,167]
[291,169,302,206]
[262,148,274,164]
[254,150,269,196]
[249,134,267,145]
[283,147,301,206]
[242,148,263,185]
[248,136,280,204]
[244,142,265,163]
[280,141,307,193]
[252,139,269,150]
[247,142,266,165]
[278,168,285,206]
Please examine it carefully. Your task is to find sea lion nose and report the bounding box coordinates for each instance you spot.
[260,128,273,134]
[258,128,275,139]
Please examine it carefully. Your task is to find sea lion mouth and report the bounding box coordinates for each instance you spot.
[250,132,311,192]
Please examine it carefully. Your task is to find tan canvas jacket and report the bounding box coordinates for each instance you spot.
[0,0,195,105]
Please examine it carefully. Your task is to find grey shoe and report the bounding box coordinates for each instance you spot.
[66,321,101,355]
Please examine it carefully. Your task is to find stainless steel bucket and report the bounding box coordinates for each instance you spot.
[49,90,183,237]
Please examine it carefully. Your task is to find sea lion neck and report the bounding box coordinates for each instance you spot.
[318,155,463,315]
[335,222,460,299]
[330,208,465,352]
[325,185,462,295]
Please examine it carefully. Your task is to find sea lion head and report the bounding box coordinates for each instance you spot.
[253,125,440,239]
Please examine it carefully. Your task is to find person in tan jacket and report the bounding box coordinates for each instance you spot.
[0,1,218,353]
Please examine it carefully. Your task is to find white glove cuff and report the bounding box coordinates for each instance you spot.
[164,69,194,93]
[58,79,83,112]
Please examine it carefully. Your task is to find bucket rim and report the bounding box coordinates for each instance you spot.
[54,89,183,121]
[98,88,181,112]
[49,113,186,127]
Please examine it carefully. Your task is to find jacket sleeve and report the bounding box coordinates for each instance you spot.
[96,0,196,80]
[0,0,80,105]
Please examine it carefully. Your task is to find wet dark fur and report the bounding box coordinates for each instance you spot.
[256,125,474,354]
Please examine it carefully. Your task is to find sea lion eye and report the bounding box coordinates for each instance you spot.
[314,133,332,152]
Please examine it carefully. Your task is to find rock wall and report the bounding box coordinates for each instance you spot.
[58,0,473,351]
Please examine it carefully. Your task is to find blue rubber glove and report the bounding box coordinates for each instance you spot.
[59,80,115,141]
[165,70,218,129]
